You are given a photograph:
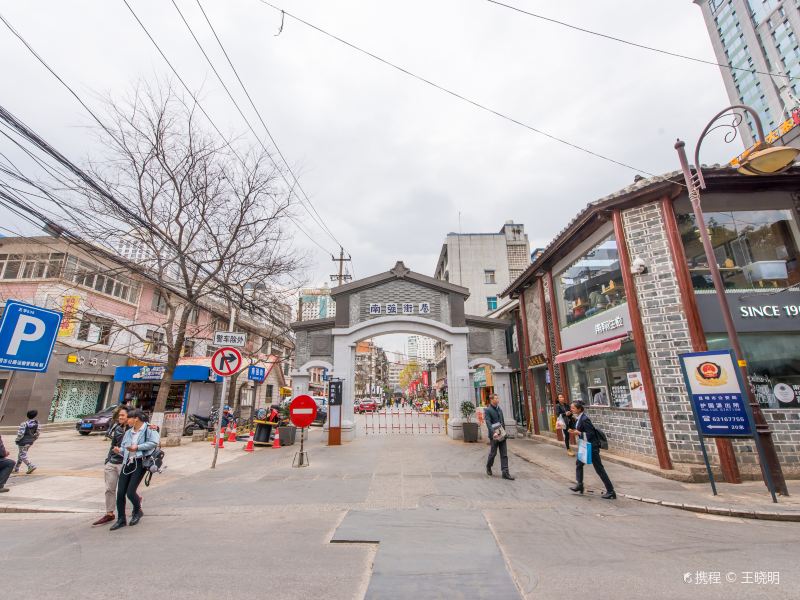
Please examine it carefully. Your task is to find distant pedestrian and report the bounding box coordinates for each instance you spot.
[92,406,129,526]
[485,393,514,480]
[0,429,14,493]
[568,400,615,499]
[110,409,160,531]
[555,394,575,457]
[14,409,40,475]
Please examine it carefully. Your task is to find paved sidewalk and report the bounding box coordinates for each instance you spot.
[0,428,253,513]
[508,437,800,521]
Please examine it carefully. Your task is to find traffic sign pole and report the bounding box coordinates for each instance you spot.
[212,307,237,469]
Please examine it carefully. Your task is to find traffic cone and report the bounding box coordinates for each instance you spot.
[243,430,254,452]
[213,425,226,445]
[272,427,281,449]
[217,429,225,449]
[227,422,237,442]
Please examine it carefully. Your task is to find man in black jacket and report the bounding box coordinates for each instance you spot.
[92,406,129,526]
[568,400,615,499]
[0,430,14,493]
[484,394,514,480]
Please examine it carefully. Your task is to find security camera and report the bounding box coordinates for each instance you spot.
[631,257,648,275]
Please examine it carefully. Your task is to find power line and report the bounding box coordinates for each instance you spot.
[484,0,797,83]
[256,1,685,186]
[119,0,337,257]
[193,0,346,251]
[170,0,346,258]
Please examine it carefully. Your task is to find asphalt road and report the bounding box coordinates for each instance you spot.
[1,429,796,599]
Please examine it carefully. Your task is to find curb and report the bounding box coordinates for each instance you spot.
[620,494,800,522]
[509,448,800,522]
[0,505,92,514]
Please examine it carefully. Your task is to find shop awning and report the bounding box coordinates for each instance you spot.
[554,336,625,364]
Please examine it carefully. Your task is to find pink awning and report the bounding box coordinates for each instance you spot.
[554,336,624,364]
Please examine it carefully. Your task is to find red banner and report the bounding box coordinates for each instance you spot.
[422,371,429,387]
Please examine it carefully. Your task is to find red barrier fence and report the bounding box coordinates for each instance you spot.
[362,409,445,435]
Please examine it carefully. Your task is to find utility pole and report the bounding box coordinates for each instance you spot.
[330,246,352,286]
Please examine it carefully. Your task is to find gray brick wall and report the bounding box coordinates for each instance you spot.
[584,406,656,460]
[356,280,443,323]
[467,326,510,367]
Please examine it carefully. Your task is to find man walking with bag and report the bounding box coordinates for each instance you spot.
[485,393,514,480]
[568,400,615,499]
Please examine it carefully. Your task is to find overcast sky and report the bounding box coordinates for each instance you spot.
[0,0,736,353]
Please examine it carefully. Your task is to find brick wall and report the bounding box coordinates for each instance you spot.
[355,280,444,323]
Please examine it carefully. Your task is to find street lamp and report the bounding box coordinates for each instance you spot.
[675,104,795,497]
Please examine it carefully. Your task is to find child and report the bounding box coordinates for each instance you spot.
[14,409,40,475]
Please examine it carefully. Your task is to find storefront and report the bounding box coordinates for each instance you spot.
[472,365,494,405]
[114,365,219,415]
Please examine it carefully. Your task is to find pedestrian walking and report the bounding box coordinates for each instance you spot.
[110,409,160,531]
[92,406,129,526]
[0,430,15,493]
[14,409,39,475]
[485,393,515,480]
[555,394,575,456]
[568,400,615,499]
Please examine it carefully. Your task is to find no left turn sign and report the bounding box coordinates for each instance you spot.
[211,346,243,377]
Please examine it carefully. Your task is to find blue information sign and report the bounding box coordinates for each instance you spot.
[322,368,329,382]
[0,300,63,373]
[248,365,266,382]
[678,349,753,437]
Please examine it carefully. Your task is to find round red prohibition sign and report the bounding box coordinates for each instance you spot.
[289,395,318,428]
[211,346,242,377]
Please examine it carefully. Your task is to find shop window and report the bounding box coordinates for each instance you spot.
[77,316,113,345]
[707,332,800,409]
[484,270,496,284]
[152,290,169,314]
[555,235,626,328]
[144,329,166,354]
[486,296,498,311]
[678,209,800,291]
[564,340,646,409]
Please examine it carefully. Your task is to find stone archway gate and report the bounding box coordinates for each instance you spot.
[290,262,516,441]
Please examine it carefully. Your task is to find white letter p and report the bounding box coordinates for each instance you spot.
[7,315,46,355]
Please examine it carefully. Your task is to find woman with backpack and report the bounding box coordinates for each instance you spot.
[568,400,615,499]
[110,409,160,531]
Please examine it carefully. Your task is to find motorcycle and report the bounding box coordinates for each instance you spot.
[182,406,220,436]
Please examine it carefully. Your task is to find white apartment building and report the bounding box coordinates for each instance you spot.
[299,283,336,321]
[433,220,531,315]
[407,334,436,363]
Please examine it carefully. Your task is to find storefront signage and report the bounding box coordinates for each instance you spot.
[679,350,752,437]
[626,371,647,409]
[213,331,247,347]
[730,108,800,168]
[58,295,80,337]
[594,315,624,335]
[248,365,266,382]
[527,353,547,367]
[473,366,487,388]
[132,366,165,380]
[368,302,432,315]
[66,354,110,368]
[696,292,800,333]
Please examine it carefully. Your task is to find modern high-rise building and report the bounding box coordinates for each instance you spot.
[433,221,531,315]
[694,0,800,147]
[298,284,336,321]
[407,335,436,363]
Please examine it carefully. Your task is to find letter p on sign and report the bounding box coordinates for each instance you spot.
[7,315,46,355]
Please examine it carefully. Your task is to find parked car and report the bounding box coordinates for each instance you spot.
[312,396,327,426]
[75,405,116,435]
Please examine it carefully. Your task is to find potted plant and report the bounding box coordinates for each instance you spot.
[460,400,479,443]
[277,402,296,446]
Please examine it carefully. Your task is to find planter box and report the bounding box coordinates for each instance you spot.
[278,426,297,446]
[462,422,480,443]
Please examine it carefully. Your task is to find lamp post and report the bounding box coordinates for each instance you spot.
[675,104,798,497]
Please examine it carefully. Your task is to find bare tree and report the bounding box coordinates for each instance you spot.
[61,80,303,413]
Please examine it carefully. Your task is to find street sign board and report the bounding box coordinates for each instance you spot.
[328,380,343,406]
[213,331,247,347]
[211,346,243,377]
[322,367,329,382]
[248,365,266,382]
[289,394,317,428]
[0,300,63,372]
[678,349,753,437]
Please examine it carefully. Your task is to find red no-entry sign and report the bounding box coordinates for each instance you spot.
[211,346,242,377]
[290,395,318,428]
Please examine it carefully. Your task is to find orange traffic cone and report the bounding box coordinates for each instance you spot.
[217,429,225,449]
[243,430,254,452]
[213,425,226,445]
[272,427,281,449]
[227,422,237,442]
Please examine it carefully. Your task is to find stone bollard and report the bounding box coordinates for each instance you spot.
[192,430,207,442]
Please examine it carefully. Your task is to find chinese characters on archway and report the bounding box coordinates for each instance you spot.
[369,302,431,315]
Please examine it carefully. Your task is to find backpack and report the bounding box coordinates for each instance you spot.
[596,427,609,450]
[141,428,166,487]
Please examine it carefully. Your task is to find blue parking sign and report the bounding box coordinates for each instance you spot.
[0,300,62,372]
